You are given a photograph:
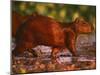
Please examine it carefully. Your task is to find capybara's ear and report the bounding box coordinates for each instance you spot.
[31,12,39,17]
[74,17,80,23]
[74,17,84,23]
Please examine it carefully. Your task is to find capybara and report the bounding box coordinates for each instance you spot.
[12,11,93,61]
[12,13,65,61]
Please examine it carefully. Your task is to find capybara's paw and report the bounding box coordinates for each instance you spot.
[12,50,20,57]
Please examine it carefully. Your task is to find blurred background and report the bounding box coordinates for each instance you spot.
[12,1,96,30]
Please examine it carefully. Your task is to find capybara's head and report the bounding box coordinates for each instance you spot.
[74,17,94,34]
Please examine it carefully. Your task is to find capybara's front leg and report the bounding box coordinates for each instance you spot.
[51,47,60,63]
[68,36,77,56]
[64,28,77,56]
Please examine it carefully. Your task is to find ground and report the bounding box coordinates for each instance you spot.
[11,34,96,74]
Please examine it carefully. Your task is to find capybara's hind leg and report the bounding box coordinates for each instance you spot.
[25,41,38,57]
[12,45,25,56]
